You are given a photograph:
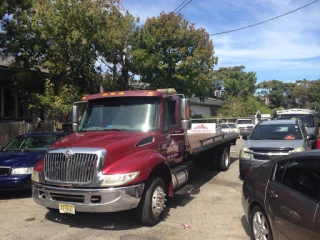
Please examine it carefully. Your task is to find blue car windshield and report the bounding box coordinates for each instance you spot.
[3,136,58,152]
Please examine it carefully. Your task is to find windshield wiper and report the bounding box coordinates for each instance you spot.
[102,128,127,131]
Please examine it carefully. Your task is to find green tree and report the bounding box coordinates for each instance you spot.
[222,67,257,98]
[131,12,217,100]
[256,80,296,108]
[1,0,125,94]
[308,79,320,110]
[30,79,81,129]
[0,0,32,19]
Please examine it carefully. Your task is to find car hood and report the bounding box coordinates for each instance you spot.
[244,139,305,149]
[0,151,45,167]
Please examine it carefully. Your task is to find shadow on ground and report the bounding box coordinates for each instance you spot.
[0,189,32,200]
[241,215,251,238]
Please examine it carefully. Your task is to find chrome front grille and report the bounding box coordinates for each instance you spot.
[44,153,98,183]
[250,147,292,160]
[0,166,11,176]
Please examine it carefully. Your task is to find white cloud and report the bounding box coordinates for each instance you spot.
[121,0,320,82]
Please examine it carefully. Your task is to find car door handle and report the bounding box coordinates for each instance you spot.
[268,190,278,199]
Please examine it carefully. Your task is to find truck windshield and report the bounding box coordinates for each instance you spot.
[278,114,314,127]
[78,97,159,132]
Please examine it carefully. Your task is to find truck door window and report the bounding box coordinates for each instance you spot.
[168,100,176,126]
[162,100,169,132]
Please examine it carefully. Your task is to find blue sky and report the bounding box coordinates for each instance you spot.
[121,0,320,83]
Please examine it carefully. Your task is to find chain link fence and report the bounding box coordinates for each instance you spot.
[0,121,56,147]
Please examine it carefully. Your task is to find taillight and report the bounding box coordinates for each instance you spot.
[34,158,44,172]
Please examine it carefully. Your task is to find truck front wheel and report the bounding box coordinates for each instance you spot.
[137,177,167,226]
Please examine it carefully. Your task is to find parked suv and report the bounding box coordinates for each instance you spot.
[235,118,255,135]
[239,119,315,178]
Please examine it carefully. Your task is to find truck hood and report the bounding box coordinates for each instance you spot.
[50,131,154,159]
[244,140,305,149]
[0,151,45,167]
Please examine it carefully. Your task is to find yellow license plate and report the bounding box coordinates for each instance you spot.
[59,203,75,214]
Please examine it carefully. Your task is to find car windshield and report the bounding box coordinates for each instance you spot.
[278,114,314,127]
[221,123,236,128]
[78,97,159,132]
[3,135,58,152]
[237,120,252,124]
[249,124,302,140]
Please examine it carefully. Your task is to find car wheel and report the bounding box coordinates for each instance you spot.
[137,177,166,226]
[250,206,273,240]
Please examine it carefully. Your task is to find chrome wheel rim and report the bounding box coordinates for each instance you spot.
[252,211,270,240]
[151,185,166,217]
[224,151,229,166]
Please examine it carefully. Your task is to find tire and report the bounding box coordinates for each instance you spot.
[219,147,230,171]
[239,169,246,180]
[250,206,273,240]
[137,177,167,226]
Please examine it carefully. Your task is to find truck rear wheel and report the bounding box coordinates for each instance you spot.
[137,177,166,226]
[219,147,230,171]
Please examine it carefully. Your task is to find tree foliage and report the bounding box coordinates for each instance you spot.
[30,79,81,129]
[220,66,257,98]
[131,12,217,100]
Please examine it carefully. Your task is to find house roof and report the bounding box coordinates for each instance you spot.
[190,97,224,106]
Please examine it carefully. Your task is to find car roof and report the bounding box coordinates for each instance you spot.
[258,119,298,125]
[274,149,320,163]
[20,132,66,137]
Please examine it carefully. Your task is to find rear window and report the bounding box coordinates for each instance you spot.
[237,120,252,124]
[278,114,314,127]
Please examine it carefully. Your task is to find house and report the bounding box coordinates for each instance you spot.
[190,97,223,117]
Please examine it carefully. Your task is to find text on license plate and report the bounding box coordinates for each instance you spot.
[59,203,75,214]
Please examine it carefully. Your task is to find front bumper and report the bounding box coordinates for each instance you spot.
[239,158,269,172]
[32,183,144,213]
[0,175,32,191]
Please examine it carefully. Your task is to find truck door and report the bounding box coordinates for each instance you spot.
[159,98,184,166]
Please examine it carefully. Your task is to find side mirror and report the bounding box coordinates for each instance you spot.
[0,146,3,151]
[72,105,79,132]
[242,134,248,140]
[180,98,191,130]
[306,134,316,141]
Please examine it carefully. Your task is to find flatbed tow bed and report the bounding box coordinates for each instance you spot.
[187,132,238,154]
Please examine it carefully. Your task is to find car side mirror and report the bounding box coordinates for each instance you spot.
[0,146,2,151]
[242,134,248,140]
[306,134,316,141]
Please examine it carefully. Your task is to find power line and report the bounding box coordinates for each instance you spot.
[175,0,193,14]
[210,0,320,36]
[172,0,189,13]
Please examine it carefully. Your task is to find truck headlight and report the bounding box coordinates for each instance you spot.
[291,147,305,153]
[31,169,40,183]
[101,171,140,187]
[11,167,33,175]
[240,147,252,159]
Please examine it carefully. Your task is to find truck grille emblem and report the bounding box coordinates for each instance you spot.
[65,149,73,159]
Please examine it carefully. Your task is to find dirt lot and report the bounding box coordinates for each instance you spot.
[0,139,250,240]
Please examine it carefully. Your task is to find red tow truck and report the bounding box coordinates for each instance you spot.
[32,89,238,226]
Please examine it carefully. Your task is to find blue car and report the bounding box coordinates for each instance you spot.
[0,132,65,191]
